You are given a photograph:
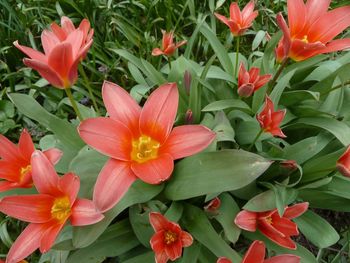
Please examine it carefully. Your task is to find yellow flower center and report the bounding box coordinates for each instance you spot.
[164,230,178,245]
[131,135,160,163]
[265,216,273,224]
[302,35,308,43]
[51,196,71,223]
[19,165,31,181]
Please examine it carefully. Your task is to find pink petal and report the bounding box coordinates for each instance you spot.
[234,210,258,231]
[238,62,247,87]
[0,134,21,162]
[165,241,183,261]
[215,13,232,29]
[161,125,215,160]
[155,250,169,263]
[13,41,47,62]
[18,129,35,161]
[264,255,301,263]
[162,31,174,50]
[41,29,60,55]
[150,230,166,252]
[305,0,331,26]
[50,22,67,41]
[0,161,21,182]
[230,2,242,23]
[65,29,84,58]
[102,81,141,137]
[39,222,64,253]
[242,240,265,263]
[242,1,255,21]
[43,148,63,165]
[248,67,260,83]
[78,117,133,161]
[61,16,75,34]
[31,150,60,196]
[93,159,137,213]
[180,231,193,247]
[70,199,104,226]
[78,19,92,43]
[23,58,64,88]
[58,172,80,204]
[6,223,45,263]
[152,48,164,56]
[283,202,309,219]
[149,212,169,232]
[140,83,179,144]
[0,194,53,223]
[174,40,187,49]
[322,38,350,54]
[276,13,291,59]
[259,222,296,250]
[287,0,306,37]
[131,153,174,184]
[0,181,21,192]
[272,217,299,236]
[254,74,272,90]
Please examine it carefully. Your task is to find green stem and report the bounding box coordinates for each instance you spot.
[234,36,240,79]
[168,56,172,70]
[248,128,264,151]
[65,88,83,121]
[78,65,101,116]
[316,248,324,262]
[320,80,350,96]
[267,57,289,94]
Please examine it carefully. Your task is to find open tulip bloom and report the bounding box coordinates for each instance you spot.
[152,30,187,57]
[0,129,62,192]
[78,81,216,213]
[234,202,309,249]
[149,212,193,263]
[217,240,300,263]
[0,151,104,263]
[214,1,258,36]
[275,0,350,62]
[14,16,93,89]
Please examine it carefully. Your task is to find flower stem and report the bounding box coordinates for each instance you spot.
[320,80,350,96]
[267,57,289,94]
[234,36,240,79]
[78,65,101,116]
[168,56,172,70]
[248,128,264,151]
[65,88,83,121]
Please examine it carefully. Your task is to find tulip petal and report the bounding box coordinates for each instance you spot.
[43,148,63,165]
[162,31,174,51]
[71,199,104,226]
[276,13,291,59]
[79,19,91,42]
[283,202,309,219]
[155,250,169,263]
[259,222,296,249]
[131,153,174,184]
[180,231,193,247]
[230,2,241,22]
[287,0,306,37]
[305,0,331,26]
[61,16,75,34]
[18,129,35,161]
[78,117,133,161]
[254,74,272,90]
[215,13,232,29]
[58,172,80,204]
[40,222,64,253]
[6,223,44,263]
[272,217,299,236]
[149,212,169,232]
[165,241,182,261]
[140,83,179,144]
[23,58,64,88]
[217,258,232,263]
[242,1,255,21]
[242,240,265,263]
[13,41,47,62]
[31,150,60,196]
[65,29,84,58]
[150,230,166,252]
[234,210,258,231]
[161,125,215,160]
[41,29,60,55]
[174,40,187,49]
[264,255,301,263]
[0,134,21,162]
[93,159,137,213]
[102,81,141,137]
[0,181,20,192]
[0,161,20,182]
[152,48,164,56]
[0,194,54,223]
[48,42,73,84]
[322,38,350,54]
[50,22,67,41]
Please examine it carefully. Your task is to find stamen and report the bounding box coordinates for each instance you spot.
[51,196,71,223]
[131,135,160,163]
[164,230,178,245]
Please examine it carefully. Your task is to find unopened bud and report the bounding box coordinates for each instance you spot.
[204,197,221,213]
[185,109,193,124]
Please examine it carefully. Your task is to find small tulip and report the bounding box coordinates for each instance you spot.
[149,212,193,263]
[214,1,258,36]
[237,63,272,97]
[152,30,187,57]
[257,96,286,138]
[204,197,221,213]
[336,146,350,177]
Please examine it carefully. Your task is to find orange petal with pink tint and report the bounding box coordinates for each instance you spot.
[18,129,35,161]
[71,199,104,226]
[242,240,265,263]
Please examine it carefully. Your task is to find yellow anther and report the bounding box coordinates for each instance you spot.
[131,135,160,163]
[51,196,71,223]
[302,35,308,43]
[164,230,178,245]
[19,165,31,181]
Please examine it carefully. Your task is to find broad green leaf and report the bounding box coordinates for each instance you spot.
[164,150,272,200]
[252,30,266,51]
[121,252,154,263]
[129,205,153,248]
[164,202,184,222]
[180,242,202,263]
[182,204,241,261]
[294,210,339,248]
[202,99,251,112]
[141,58,167,85]
[318,175,350,200]
[269,69,296,105]
[280,90,320,106]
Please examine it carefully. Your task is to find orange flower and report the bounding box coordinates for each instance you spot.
[149,212,193,263]
[0,151,104,263]
[152,30,187,57]
[14,16,93,89]
[237,62,272,97]
[257,96,286,138]
[78,81,216,213]
[336,146,350,177]
[204,197,221,213]
[217,240,300,263]
[275,0,350,62]
[214,1,258,36]
[235,203,308,250]
[0,129,62,192]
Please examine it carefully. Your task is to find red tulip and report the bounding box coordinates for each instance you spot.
[204,197,221,213]
[336,146,350,177]
[78,81,216,213]
[152,30,187,57]
[217,240,300,263]
[257,96,286,138]
[0,151,104,263]
[0,129,62,192]
[275,0,350,62]
[234,203,309,249]
[149,212,193,263]
[237,63,272,97]
[14,16,93,89]
[214,1,258,36]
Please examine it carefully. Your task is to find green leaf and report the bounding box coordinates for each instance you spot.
[129,205,154,248]
[202,99,251,113]
[141,58,167,85]
[164,150,272,200]
[121,252,154,263]
[180,242,202,263]
[294,210,339,248]
[280,90,320,106]
[252,30,266,51]
[269,69,296,105]
[182,204,241,261]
